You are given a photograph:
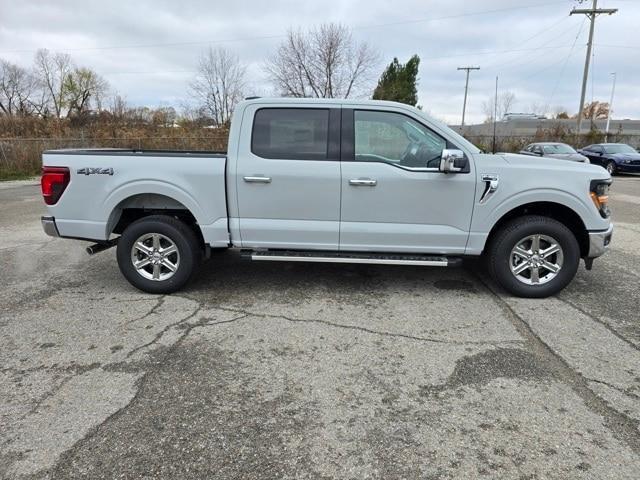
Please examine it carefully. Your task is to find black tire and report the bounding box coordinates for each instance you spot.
[116,215,202,294]
[606,161,617,176]
[486,215,580,298]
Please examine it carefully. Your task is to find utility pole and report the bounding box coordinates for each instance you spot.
[457,66,480,128]
[570,0,617,134]
[605,72,616,142]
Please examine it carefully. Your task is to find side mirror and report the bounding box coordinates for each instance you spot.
[439,149,467,173]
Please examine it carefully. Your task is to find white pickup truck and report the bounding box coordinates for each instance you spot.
[41,98,613,297]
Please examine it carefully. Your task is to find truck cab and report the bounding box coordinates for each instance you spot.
[41,98,613,298]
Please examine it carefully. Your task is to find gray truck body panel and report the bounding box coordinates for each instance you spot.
[42,150,230,247]
[42,98,612,257]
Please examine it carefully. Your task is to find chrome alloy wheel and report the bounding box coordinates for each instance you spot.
[509,234,564,285]
[130,233,180,281]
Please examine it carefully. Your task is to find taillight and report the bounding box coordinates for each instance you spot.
[41,166,70,205]
[590,179,612,219]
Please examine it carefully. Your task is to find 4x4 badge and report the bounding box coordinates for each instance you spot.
[77,167,114,176]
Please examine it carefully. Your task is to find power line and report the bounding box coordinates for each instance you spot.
[0,0,571,54]
[99,45,577,76]
[547,17,587,107]
[483,14,571,70]
[494,20,585,98]
[96,45,577,76]
[354,1,569,30]
[409,45,575,61]
[595,44,640,49]
[517,14,571,45]
[512,44,582,85]
[485,19,583,72]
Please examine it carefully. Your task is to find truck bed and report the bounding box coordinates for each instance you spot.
[42,148,229,247]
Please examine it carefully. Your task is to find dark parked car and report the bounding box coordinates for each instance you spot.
[578,143,640,175]
[520,142,589,163]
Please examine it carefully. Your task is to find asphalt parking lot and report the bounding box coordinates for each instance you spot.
[1,175,639,479]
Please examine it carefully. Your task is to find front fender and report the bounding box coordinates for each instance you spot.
[466,187,608,255]
[479,188,601,231]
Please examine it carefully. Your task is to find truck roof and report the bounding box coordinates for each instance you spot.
[238,97,414,108]
[236,97,481,155]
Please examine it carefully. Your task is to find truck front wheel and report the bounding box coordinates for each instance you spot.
[116,215,202,294]
[487,215,580,298]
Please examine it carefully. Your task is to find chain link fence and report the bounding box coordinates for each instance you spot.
[0,134,229,179]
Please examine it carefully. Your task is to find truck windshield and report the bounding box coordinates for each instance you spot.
[603,144,637,154]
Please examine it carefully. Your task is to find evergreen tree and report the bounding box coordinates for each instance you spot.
[372,55,420,106]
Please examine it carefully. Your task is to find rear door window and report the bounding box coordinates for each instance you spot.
[252,108,329,160]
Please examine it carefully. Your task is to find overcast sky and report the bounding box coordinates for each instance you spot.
[1,0,638,124]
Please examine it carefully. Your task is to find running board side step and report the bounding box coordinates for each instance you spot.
[246,250,462,267]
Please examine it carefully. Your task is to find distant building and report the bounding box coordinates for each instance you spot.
[503,112,547,121]
[453,118,640,137]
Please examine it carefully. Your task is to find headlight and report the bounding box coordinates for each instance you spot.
[590,179,612,218]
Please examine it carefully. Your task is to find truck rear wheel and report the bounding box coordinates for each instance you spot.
[487,215,580,298]
[116,215,202,294]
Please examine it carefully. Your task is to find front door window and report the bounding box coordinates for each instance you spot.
[354,110,446,169]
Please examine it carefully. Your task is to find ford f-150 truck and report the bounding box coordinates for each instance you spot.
[40,98,613,298]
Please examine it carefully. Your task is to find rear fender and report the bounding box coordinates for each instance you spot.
[104,181,206,235]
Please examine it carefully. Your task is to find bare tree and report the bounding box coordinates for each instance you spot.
[33,49,73,118]
[265,23,379,98]
[530,101,550,118]
[552,105,570,119]
[109,93,128,119]
[152,106,177,127]
[0,59,37,116]
[579,101,609,120]
[482,91,517,122]
[189,47,246,126]
[63,67,109,116]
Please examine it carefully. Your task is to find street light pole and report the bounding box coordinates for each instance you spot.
[457,66,480,128]
[605,72,616,142]
[492,76,498,154]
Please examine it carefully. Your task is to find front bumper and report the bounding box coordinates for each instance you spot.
[587,223,613,258]
[617,163,640,173]
[41,216,60,238]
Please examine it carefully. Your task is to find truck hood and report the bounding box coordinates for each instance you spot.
[546,153,589,162]
[498,152,603,175]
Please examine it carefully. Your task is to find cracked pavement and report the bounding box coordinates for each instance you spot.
[1,176,639,479]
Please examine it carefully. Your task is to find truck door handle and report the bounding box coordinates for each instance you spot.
[243,176,272,184]
[349,178,377,186]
